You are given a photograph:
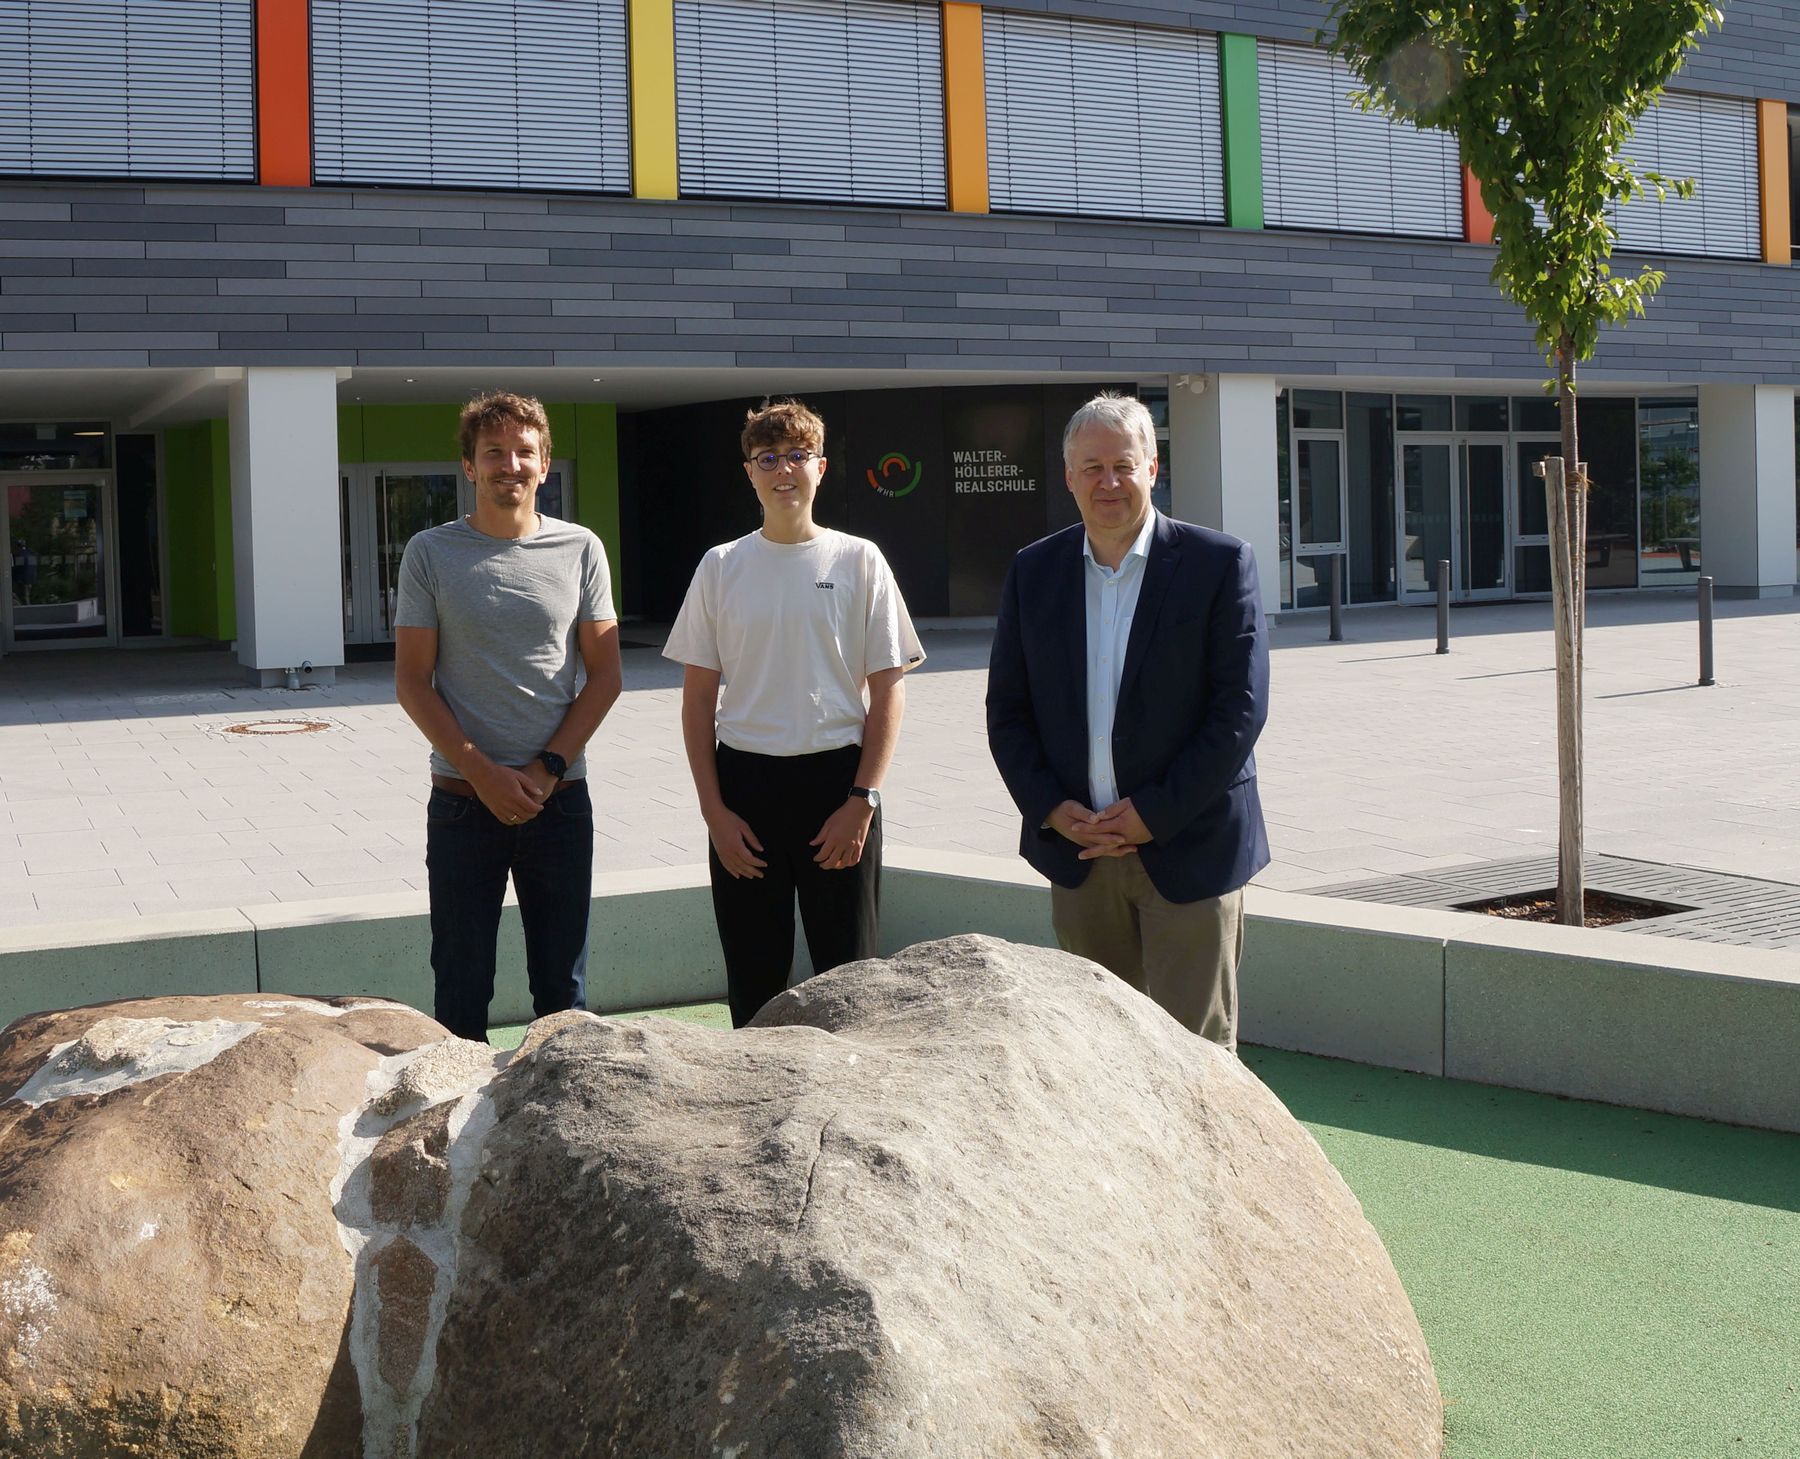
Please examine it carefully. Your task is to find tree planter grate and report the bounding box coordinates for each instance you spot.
[1307,854,1800,950]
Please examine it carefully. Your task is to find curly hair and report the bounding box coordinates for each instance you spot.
[740,398,825,459]
[458,391,553,463]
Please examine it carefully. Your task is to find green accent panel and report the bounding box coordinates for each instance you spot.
[568,402,622,609]
[1220,33,1264,230]
[338,403,364,463]
[162,420,235,641]
[346,403,465,464]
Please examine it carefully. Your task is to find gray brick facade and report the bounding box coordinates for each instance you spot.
[0,182,1796,385]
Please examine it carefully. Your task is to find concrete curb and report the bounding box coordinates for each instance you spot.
[2,854,1795,1133]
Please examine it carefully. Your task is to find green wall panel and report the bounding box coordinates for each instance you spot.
[1220,34,1264,230]
[162,420,234,642]
[343,403,464,464]
[571,402,622,606]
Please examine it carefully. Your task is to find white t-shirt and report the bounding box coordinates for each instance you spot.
[662,528,925,756]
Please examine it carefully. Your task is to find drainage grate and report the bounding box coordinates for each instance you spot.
[1308,853,1800,950]
[221,718,333,736]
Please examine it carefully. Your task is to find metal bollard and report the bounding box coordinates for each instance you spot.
[1698,575,1714,686]
[1435,559,1450,654]
[1328,554,1344,642]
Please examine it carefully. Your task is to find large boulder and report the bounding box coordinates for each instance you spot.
[415,936,1441,1457]
[1,938,1442,1458]
[0,993,470,1458]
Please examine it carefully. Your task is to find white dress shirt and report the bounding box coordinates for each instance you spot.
[1082,511,1156,811]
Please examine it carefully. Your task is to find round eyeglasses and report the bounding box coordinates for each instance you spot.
[748,449,819,471]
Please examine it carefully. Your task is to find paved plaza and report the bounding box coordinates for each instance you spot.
[0,591,1796,931]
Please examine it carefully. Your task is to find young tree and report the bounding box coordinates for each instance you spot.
[1327,0,1722,924]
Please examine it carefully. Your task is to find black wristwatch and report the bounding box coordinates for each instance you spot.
[848,786,881,811]
[536,749,568,780]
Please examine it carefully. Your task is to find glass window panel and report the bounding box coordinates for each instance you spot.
[1296,437,1343,547]
[1395,394,1451,432]
[1456,396,1509,432]
[1276,390,1292,609]
[1401,442,1453,594]
[1640,398,1702,585]
[1346,393,1395,603]
[1581,397,1640,588]
[1291,389,1343,430]
[1515,441,1557,539]
[376,472,461,633]
[0,422,111,471]
[1512,395,1561,433]
[1789,109,1800,261]
[1515,544,1552,594]
[1462,442,1507,591]
[8,481,107,641]
[115,432,162,637]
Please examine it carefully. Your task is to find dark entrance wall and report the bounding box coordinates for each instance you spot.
[626,383,1104,621]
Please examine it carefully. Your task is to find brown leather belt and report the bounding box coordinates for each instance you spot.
[430,773,572,799]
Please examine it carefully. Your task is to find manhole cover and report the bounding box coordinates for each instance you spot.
[222,719,333,736]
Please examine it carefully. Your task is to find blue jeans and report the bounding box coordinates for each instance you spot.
[425,779,593,1042]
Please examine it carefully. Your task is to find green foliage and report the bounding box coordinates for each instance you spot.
[1325,0,1722,373]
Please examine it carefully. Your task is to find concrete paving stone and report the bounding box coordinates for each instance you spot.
[0,783,80,803]
[146,833,255,867]
[113,859,252,889]
[24,845,157,876]
[25,888,151,921]
[272,878,420,904]
[14,828,112,858]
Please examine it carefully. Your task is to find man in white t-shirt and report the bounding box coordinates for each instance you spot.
[663,399,925,1027]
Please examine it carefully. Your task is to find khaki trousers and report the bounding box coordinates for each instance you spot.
[1050,855,1243,1051]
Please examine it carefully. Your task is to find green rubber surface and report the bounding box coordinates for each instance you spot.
[494,1010,1800,1456]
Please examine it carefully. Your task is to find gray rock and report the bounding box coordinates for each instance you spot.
[416,935,1441,1458]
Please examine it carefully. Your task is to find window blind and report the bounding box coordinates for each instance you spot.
[983,10,1224,224]
[1258,41,1460,239]
[0,0,254,181]
[675,0,945,206]
[312,0,630,192]
[1614,91,1758,260]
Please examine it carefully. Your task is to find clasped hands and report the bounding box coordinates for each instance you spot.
[1050,797,1151,859]
[706,796,875,880]
[470,760,560,824]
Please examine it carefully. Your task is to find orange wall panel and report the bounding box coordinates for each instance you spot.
[942,3,988,213]
[257,0,311,186]
[1758,99,1790,264]
[1462,164,1494,245]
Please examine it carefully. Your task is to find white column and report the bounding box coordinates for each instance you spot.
[1166,373,1281,617]
[228,367,345,685]
[1696,384,1798,598]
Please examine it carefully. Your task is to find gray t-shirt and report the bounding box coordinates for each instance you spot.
[394,515,615,779]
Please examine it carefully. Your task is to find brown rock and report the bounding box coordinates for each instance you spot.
[370,1102,453,1228]
[371,1236,438,1393]
[417,935,1443,1458]
[0,993,447,1458]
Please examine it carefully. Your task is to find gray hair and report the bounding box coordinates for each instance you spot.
[1061,393,1157,468]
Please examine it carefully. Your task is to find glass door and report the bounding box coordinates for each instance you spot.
[1513,438,1560,595]
[1460,441,1510,598]
[4,475,115,648]
[1398,437,1456,602]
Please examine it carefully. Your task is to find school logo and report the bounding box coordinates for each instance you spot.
[866,452,922,499]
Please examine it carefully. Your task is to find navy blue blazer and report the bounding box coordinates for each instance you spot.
[986,512,1270,904]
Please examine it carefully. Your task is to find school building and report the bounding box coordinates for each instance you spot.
[1,0,1797,678]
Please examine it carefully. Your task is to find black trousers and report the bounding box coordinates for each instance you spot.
[710,742,880,1028]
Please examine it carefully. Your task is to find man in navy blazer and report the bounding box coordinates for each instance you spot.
[987,393,1269,1050]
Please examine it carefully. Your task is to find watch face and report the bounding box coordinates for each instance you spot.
[539,751,567,777]
[856,787,881,811]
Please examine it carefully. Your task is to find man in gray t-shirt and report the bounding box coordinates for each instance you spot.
[393,391,622,1042]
